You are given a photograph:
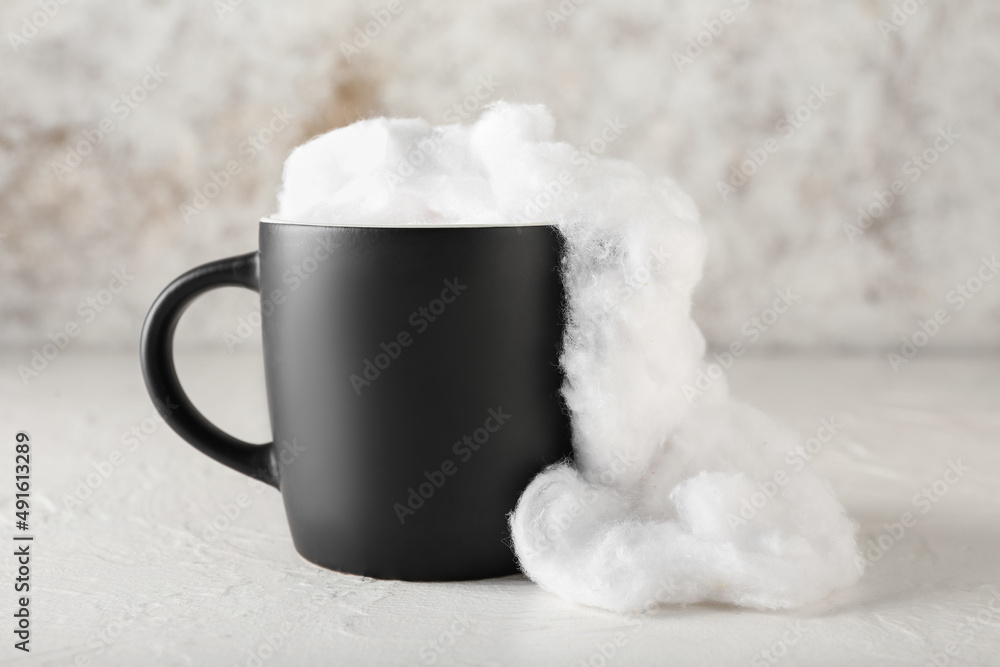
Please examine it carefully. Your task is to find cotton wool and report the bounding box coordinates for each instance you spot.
[275,102,863,612]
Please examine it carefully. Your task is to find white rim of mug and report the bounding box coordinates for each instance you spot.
[260,216,554,229]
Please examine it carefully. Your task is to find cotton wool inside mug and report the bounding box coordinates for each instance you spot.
[140,217,573,581]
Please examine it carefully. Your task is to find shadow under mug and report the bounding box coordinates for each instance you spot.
[140,218,572,581]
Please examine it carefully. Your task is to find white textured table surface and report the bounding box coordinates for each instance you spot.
[1,353,999,666]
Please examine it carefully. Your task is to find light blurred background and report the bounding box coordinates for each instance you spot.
[1,0,998,361]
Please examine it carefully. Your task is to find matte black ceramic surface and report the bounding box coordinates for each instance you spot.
[140,220,572,581]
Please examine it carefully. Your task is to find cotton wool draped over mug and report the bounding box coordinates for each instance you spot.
[271,102,862,612]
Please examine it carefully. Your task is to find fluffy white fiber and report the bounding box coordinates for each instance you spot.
[275,103,862,612]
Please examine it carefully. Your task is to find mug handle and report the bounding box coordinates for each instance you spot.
[140,251,278,488]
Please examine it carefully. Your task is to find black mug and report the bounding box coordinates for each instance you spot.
[140,218,572,581]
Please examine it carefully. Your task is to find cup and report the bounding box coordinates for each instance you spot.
[140,218,572,580]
